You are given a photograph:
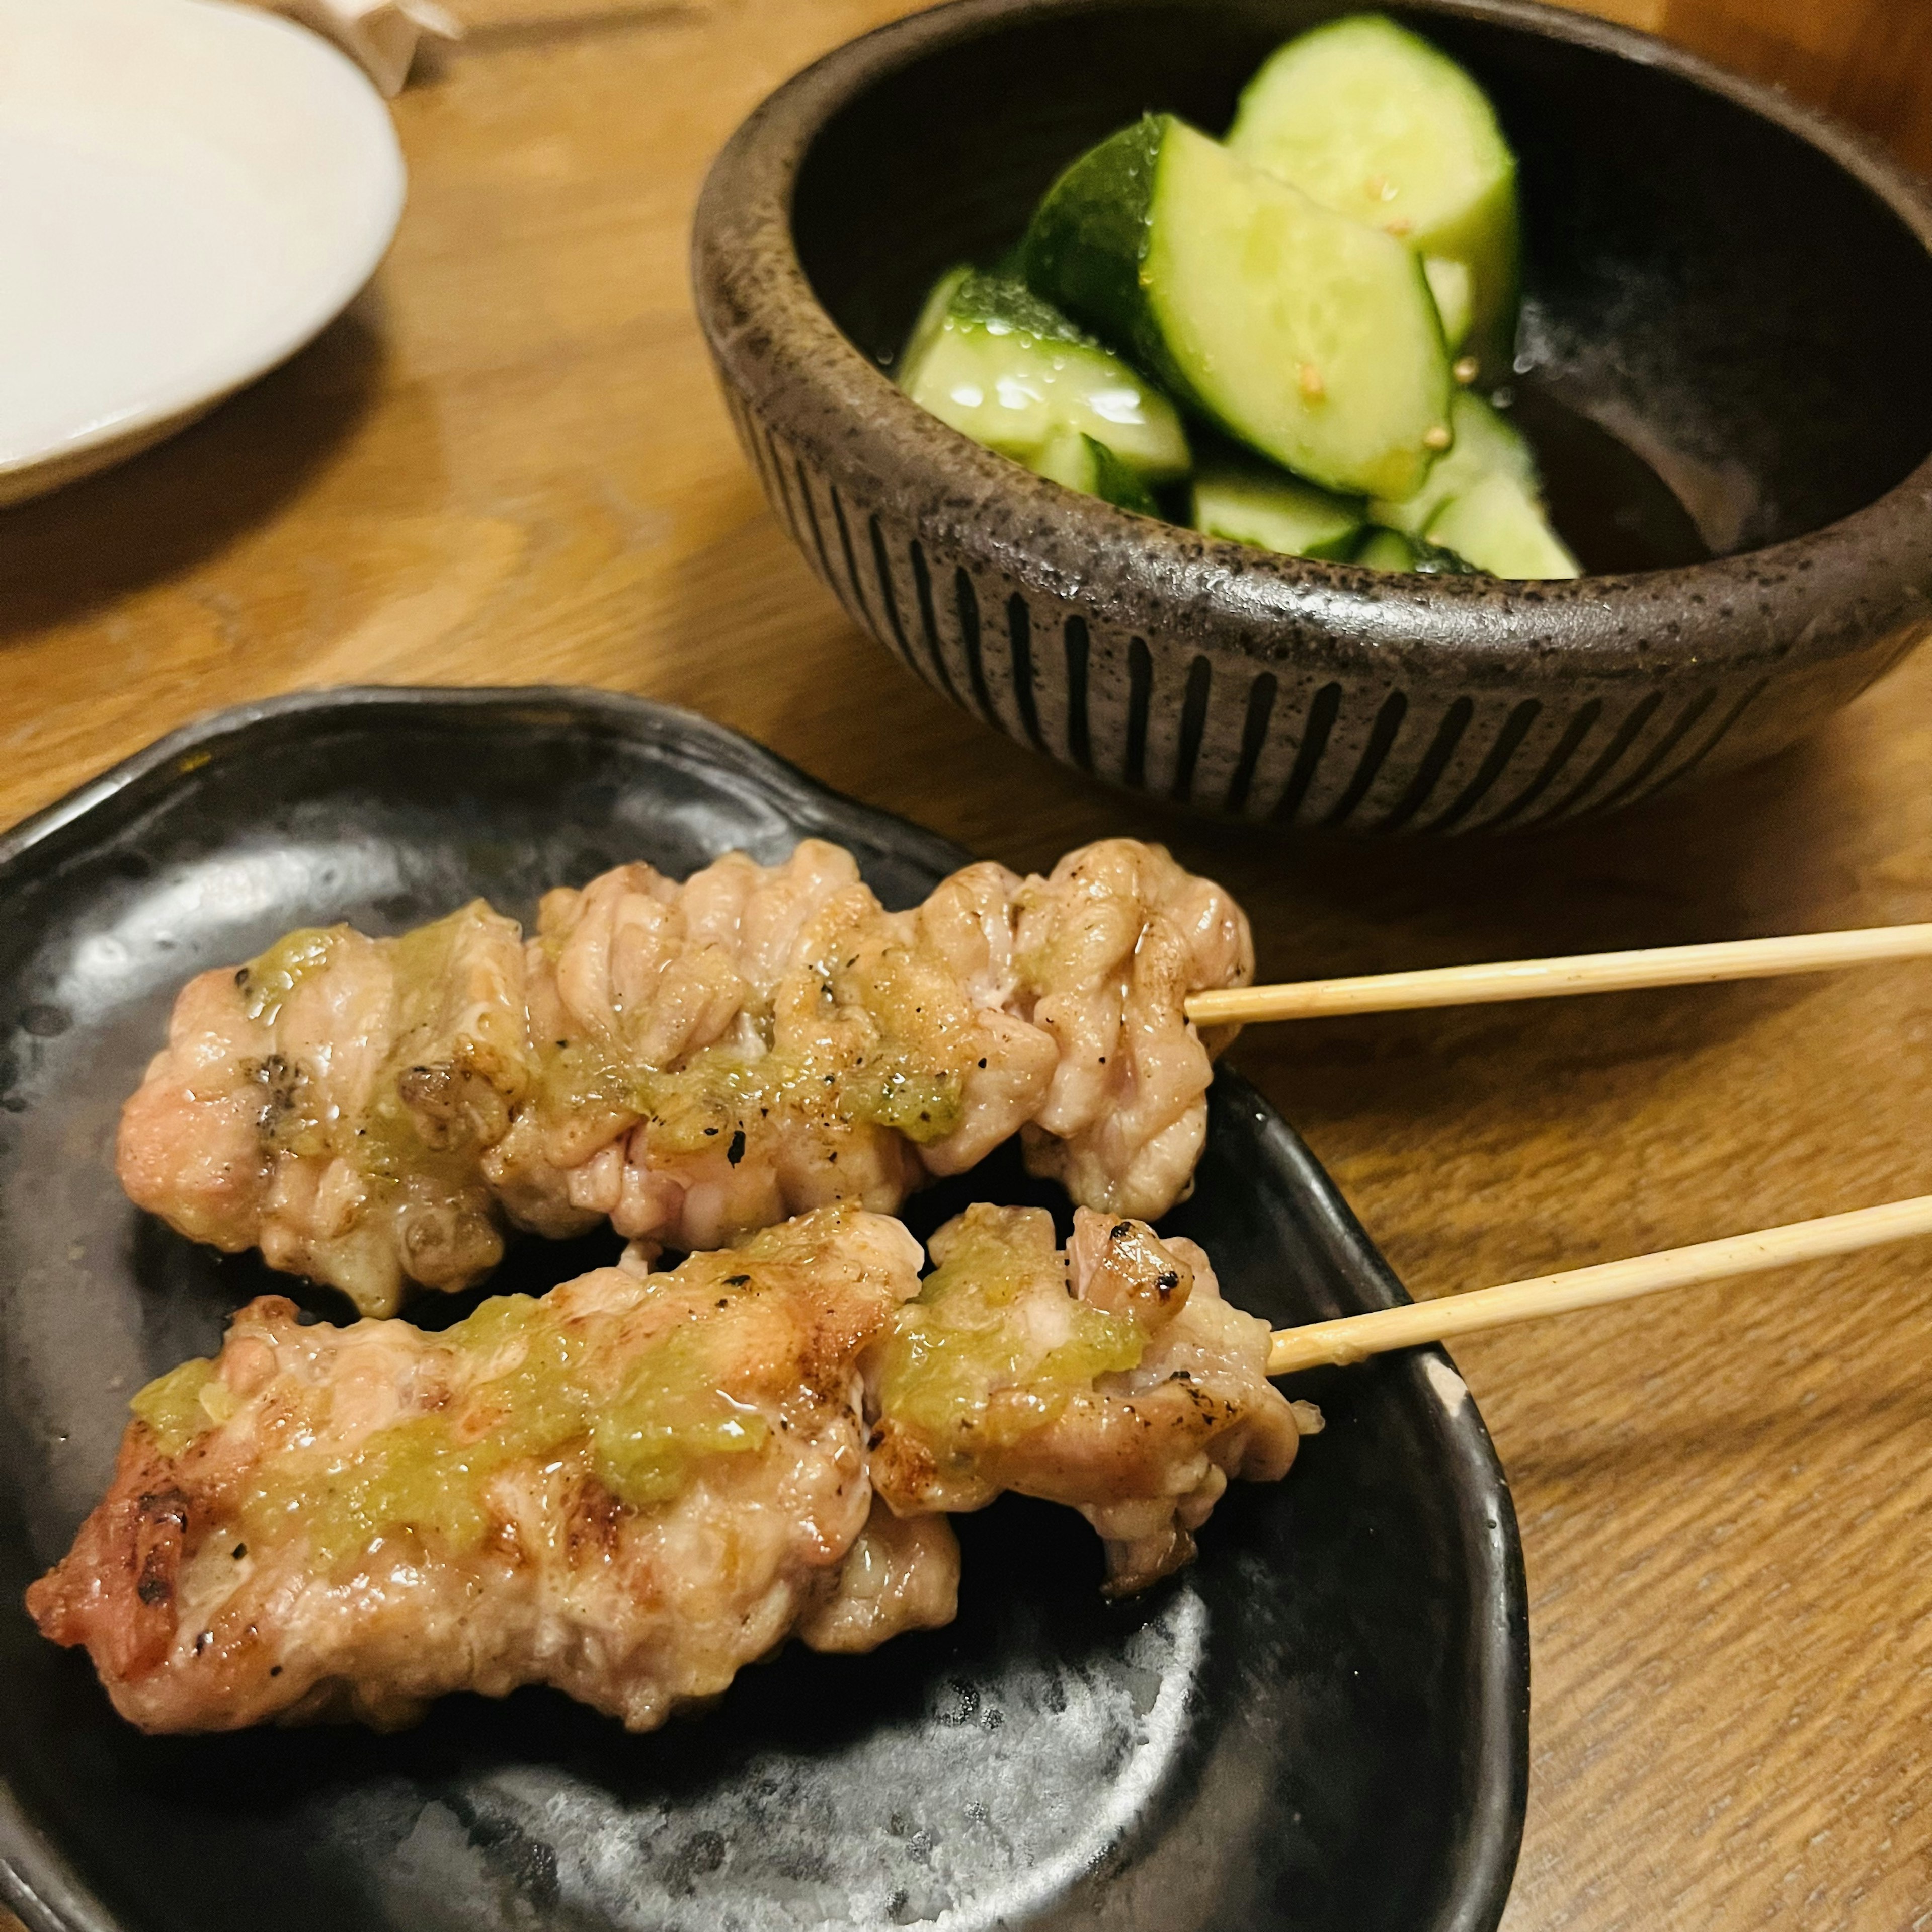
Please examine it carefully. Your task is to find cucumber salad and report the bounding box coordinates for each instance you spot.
[896,13,1581,580]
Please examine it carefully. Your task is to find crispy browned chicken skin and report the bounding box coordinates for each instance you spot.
[31,1209,1308,1734]
[118,839,1252,1314]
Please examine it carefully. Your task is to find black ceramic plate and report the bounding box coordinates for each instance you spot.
[0,688,1527,1932]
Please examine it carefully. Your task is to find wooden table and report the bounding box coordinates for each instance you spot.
[6,1,1931,1924]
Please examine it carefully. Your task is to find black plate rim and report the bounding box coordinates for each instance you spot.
[0,686,974,889]
[0,685,1529,1932]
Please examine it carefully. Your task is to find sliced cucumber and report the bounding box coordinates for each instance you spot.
[1355,526,1417,571]
[1426,471,1580,578]
[897,267,1190,481]
[1367,389,1536,536]
[1034,429,1160,514]
[1022,114,1452,500]
[1193,454,1363,558]
[1354,525,1481,575]
[900,263,969,376]
[1367,389,1577,576]
[1423,255,1473,351]
[1229,14,1519,372]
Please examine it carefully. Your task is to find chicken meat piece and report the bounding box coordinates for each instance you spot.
[27,1209,960,1735]
[118,905,535,1317]
[118,839,1251,1313]
[866,1204,1308,1594]
[1013,840,1254,1221]
[795,1497,963,1655]
[489,844,1060,1258]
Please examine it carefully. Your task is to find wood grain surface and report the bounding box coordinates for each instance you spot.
[6,2,1932,1926]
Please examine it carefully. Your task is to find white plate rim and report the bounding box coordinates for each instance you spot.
[0,0,407,499]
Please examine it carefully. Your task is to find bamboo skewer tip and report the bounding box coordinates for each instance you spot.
[1266,1194,1932,1379]
[1190,923,1932,1029]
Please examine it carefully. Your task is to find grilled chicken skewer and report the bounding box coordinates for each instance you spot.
[868,1203,1306,1594]
[121,838,1251,1317]
[28,1210,954,1734]
[30,1205,1304,1735]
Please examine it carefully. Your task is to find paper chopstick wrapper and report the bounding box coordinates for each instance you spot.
[270,0,462,97]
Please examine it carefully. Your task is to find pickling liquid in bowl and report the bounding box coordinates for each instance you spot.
[1506,379,1713,574]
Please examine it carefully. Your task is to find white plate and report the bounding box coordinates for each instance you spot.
[0,0,406,506]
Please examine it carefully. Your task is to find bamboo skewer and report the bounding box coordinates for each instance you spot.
[1188,922,1932,1029]
[1268,1194,1932,1377]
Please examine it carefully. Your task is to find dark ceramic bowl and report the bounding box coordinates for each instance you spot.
[693,0,1932,833]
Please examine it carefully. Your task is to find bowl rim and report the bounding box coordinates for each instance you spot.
[693,0,1932,677]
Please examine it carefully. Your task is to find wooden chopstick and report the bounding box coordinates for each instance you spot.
[1267,1194,1932,1376]
[1187,923,1932,1028]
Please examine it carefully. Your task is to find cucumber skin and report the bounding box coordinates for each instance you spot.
[1412,536,1482,575]
[949,269,1098,349]
[1355,527,1417,572]
[1021,118,1180,397]
[1034,430,1161,514]
[1086,436,1161,515]
[898,265,1191,481]
[1023,114,1449,498]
